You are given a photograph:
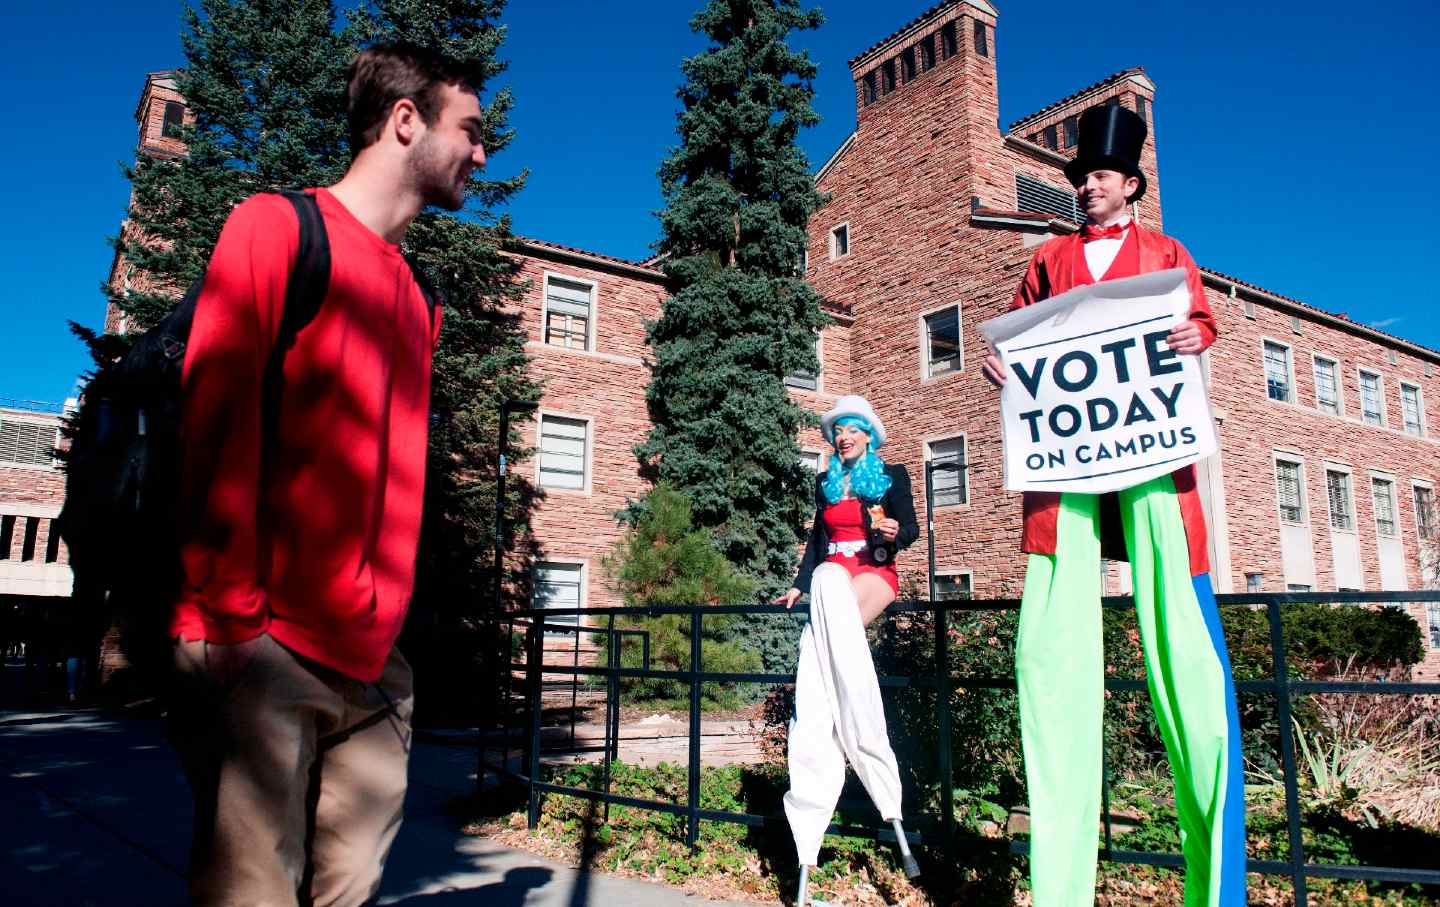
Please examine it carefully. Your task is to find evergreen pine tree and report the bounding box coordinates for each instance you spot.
[82,0,537,708]
[637,1,831,657]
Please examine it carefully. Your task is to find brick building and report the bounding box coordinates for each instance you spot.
[108,2,1440,673]
[0,400,73,604]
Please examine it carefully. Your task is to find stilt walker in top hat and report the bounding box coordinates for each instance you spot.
[983,104,1246,907]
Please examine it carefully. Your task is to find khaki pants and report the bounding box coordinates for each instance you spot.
[169,634,414,907]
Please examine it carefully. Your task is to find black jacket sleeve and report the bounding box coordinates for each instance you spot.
[791,476,827,594]
[883,464,921,552]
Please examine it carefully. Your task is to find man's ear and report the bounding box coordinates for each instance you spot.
[390,97,421,146]
[1124,175,1141,200]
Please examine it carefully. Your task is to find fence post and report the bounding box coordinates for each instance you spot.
[934,603,955,843]
[687,608,703,850]
[1267,597,1308,906]
[604,613,617,822]
[526,621,544,830]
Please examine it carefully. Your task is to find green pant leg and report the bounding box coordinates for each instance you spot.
[1016,492,1104,907]
[1120,476,1235,907]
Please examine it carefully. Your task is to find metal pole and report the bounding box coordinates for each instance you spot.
[925,463,937,604]
[604,613,617,822]
[934,603,954,843]
[526,621,545,829]
[687,608,703,850]
[492,402,511,616]
[480,402,512,794]
[1267,597,1308,906]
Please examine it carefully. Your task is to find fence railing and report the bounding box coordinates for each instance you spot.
[481,591,1440,907]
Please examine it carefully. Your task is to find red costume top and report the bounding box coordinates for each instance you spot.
[821,499,900,595]
[171,189,441,681]
[1010,222,1216,576]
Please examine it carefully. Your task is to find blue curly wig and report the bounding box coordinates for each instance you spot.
[822,416,892,505]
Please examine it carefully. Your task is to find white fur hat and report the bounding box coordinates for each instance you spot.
[820,395,887,449]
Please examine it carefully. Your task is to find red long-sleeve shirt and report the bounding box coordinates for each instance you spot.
[171,189,441,681]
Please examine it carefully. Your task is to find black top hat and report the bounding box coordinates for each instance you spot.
[1063,103,1148,201]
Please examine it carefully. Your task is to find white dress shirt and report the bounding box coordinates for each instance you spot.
[1083,215,1132,280]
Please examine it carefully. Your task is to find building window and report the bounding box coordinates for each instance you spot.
[940,21,958,59]
[1275,459,1304,524]
[862,71,878,106]
[1313,356,1340,415]
[1287,584,1312,593]
[0,515,14,560]
[1105,95,1120,107]
[0,417,57,467]
[973,20,989,57]
[161,101,185,139]
[1401,382,1424,436]
[880,60,897,95]
[538,414,588,490]
[1428,602,1440,648]
[1373,478,1398,537]
[1415,485,1435,539]
[1327,469,1355,530]
[533,562,584,635]
[923,306,962,377]
[45,522,61,563]
[799,450,823,473]
[917,35,935,72]
[1062,116,1078,149]
[935,572,972,601]
[1246,572,1263,593]
[829,224,849,259]
[1359,370,1384,426]
[1135,94,1149,124]
[1264,341,1293,403]
[927,436,967,507]
[1042,124,1058,151]
[1015,173,1083,223]
[20,517,38,562]
[900,47,916,81]
[542,275,595,351]
[785,333,820,390]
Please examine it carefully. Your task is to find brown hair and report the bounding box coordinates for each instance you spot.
[345,43,475,155]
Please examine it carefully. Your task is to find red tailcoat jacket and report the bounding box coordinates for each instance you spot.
[1010,223,1217,576]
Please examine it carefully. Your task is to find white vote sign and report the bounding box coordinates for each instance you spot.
[980,268,1218,494]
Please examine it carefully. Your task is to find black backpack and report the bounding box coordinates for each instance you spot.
[58,190,438,676]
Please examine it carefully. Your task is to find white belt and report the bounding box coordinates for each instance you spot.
[827,540,868,557]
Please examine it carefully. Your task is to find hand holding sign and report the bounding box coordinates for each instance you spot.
[980,269,1218,494]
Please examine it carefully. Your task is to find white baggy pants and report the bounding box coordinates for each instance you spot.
[783,562,904,866]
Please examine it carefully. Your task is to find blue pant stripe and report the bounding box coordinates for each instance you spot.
[1192,572,1247,906]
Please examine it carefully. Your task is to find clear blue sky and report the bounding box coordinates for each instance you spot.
[3,0,1437,405]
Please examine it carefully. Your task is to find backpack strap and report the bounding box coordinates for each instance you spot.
[259,190,331,452]
[401,250,442,327]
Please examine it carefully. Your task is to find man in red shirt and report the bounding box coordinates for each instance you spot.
[983,104,1245,907]
[168,44,485,906]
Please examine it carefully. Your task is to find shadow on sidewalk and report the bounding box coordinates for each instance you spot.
[382,866,554,906]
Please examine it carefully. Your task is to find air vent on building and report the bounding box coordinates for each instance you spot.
[1243,298,1255,319]
[1290,315,1302,335]
[1427,363,1434,378]
[1388,349,1399,365]
[1015,173,1082,224]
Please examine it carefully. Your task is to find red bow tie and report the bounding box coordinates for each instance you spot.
[1082,221,1132,242]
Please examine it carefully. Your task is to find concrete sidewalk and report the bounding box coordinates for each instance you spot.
[0,706,765,907]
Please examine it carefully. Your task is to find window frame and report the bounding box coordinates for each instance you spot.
[1261,338,1295,404]
[1427,601,1440,649]
[829,223,850,260]
[1135,94,1149,124]
[1413,480,1436,540]
[919,302,964,379]
[880,59,897,95]
[1273,455,1307,526]
[917,35,936,72]
[900,46,917,82]
[1371,473,1400,539]
[1311,353,1342,416]
[1400,380,1425,436]
[1062,115,1078,149]
[541,271,599,353]
[532,560,588,636]
[933,570,973,601]
[784,331,823,392]
[160,100,185,139]
[973,20,989,57]
[1357,368,1385,427]
[939,21,958,59]
[1245,572,1263,593]
[862,71,878,106]
[924,434,969,509]
[1325,465,1356,532]
[534,410,592,494]
[798,449,826,474]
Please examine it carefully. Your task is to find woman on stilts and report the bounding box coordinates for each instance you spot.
[775,395,921,904]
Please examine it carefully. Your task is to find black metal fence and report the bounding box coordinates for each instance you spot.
[481,591,1440,907]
